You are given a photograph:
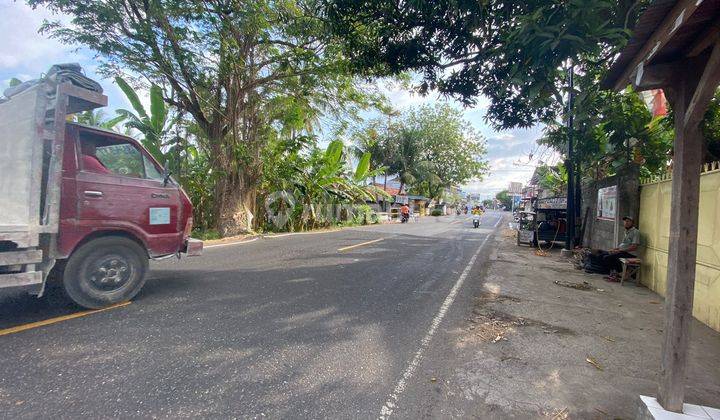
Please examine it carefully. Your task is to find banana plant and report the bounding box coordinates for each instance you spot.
[114,76,171,163]
[73,109,125,130]
[291,140,387,228]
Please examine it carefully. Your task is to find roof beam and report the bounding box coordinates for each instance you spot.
[684,39,720,126]
[685,17,720,57]
[613,0,703,91]
[630,61,681,90]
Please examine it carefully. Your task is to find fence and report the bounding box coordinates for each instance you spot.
[639,161,720,332]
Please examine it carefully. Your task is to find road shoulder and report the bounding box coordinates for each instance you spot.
[401,226,720,419]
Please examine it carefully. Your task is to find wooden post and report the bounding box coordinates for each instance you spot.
[657,71,703,412]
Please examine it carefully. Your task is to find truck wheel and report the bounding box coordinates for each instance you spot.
[63,236,149,309]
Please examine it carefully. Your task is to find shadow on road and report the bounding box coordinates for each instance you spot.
[0,231,476,418]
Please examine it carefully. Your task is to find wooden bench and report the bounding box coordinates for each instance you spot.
[619,258,642,286]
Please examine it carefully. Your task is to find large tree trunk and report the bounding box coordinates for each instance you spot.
[201,89,263,237]
[215,172,257,237]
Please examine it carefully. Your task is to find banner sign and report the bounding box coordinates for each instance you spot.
[536,197,567,209]
[597,186,617,220]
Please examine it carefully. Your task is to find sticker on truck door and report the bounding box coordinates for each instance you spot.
[149,207,171,225]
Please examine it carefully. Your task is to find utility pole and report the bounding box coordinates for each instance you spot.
[563,63,576,255]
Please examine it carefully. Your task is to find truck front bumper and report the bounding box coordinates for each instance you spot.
[183,238,204,256]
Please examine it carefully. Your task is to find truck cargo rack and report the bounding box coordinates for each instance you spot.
[0,77,107,294]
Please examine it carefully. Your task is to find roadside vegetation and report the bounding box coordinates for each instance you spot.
[351,104,488,203]
[27,0,487,238]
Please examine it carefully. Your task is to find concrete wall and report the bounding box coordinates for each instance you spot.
[580,164,641,250]
[639,162,720,332]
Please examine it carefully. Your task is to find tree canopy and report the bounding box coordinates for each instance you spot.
[32,0,384,235]
[354,104,488,200]
[325,0,641,129]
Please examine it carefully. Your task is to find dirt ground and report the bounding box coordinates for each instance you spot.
[432,229,720,419]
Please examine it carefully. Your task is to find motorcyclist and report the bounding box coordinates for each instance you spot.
[471,206,481,228]
[400,203,410,223]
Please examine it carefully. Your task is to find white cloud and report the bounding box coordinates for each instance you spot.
[0,3,76,71]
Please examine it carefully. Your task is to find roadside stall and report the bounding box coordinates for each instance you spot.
[516,197,568,247]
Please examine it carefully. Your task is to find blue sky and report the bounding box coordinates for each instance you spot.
[1,2,555,199]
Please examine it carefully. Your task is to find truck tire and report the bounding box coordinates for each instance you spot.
[63,236,149,309]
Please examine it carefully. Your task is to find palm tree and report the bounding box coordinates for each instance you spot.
[353,126,387,186]
[388,127,437,195]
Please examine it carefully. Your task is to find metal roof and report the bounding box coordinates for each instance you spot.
[603,0,720,90]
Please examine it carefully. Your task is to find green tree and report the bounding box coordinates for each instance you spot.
[365,104,488,200]
[495,190,512,209]
[535,164,568,195]
[325,0,639,129]
[539,77,674,179]
[388,127,428,195]
[33,0,381,236]
[352,122,389,186]
[701,90,720,162]
[405,104,488,200]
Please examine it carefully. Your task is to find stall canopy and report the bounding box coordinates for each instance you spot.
[603,0,720,413]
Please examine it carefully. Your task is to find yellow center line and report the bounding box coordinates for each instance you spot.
[0,301,132,337]
[338,238,385,252]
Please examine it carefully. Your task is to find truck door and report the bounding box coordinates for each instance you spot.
[74,129,183,256]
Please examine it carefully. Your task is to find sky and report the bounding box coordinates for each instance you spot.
[0,2,554,200]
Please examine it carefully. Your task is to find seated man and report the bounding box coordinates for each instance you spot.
[80,139,111,174]
[602,216,640,281]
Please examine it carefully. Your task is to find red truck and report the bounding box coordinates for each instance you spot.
[0,66,202,308]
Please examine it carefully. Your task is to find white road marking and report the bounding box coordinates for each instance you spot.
[204,214,501,251]
[337,237,385,252]
[204,237,260,249]
[378,214,502,419]
[205,228,344,249]
[265,229,343,238]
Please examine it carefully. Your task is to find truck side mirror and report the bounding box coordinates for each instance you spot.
[163,160,172,187]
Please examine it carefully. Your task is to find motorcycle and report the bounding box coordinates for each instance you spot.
[472,214,481,228]
[401,213,410,223]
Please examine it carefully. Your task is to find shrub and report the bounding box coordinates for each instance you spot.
[192,229,222,240]
[352,204,377,225]
[431,209,443,216]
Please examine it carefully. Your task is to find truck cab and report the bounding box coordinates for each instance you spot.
[59,123,195,259]
[0,65,201,308]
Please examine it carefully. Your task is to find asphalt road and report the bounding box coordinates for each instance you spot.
[0,212,504,419]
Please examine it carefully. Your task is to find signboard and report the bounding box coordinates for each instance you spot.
[518,229,534,243]
[597,186,617,220]
[536,197,567,209]
[508,182,523,195]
